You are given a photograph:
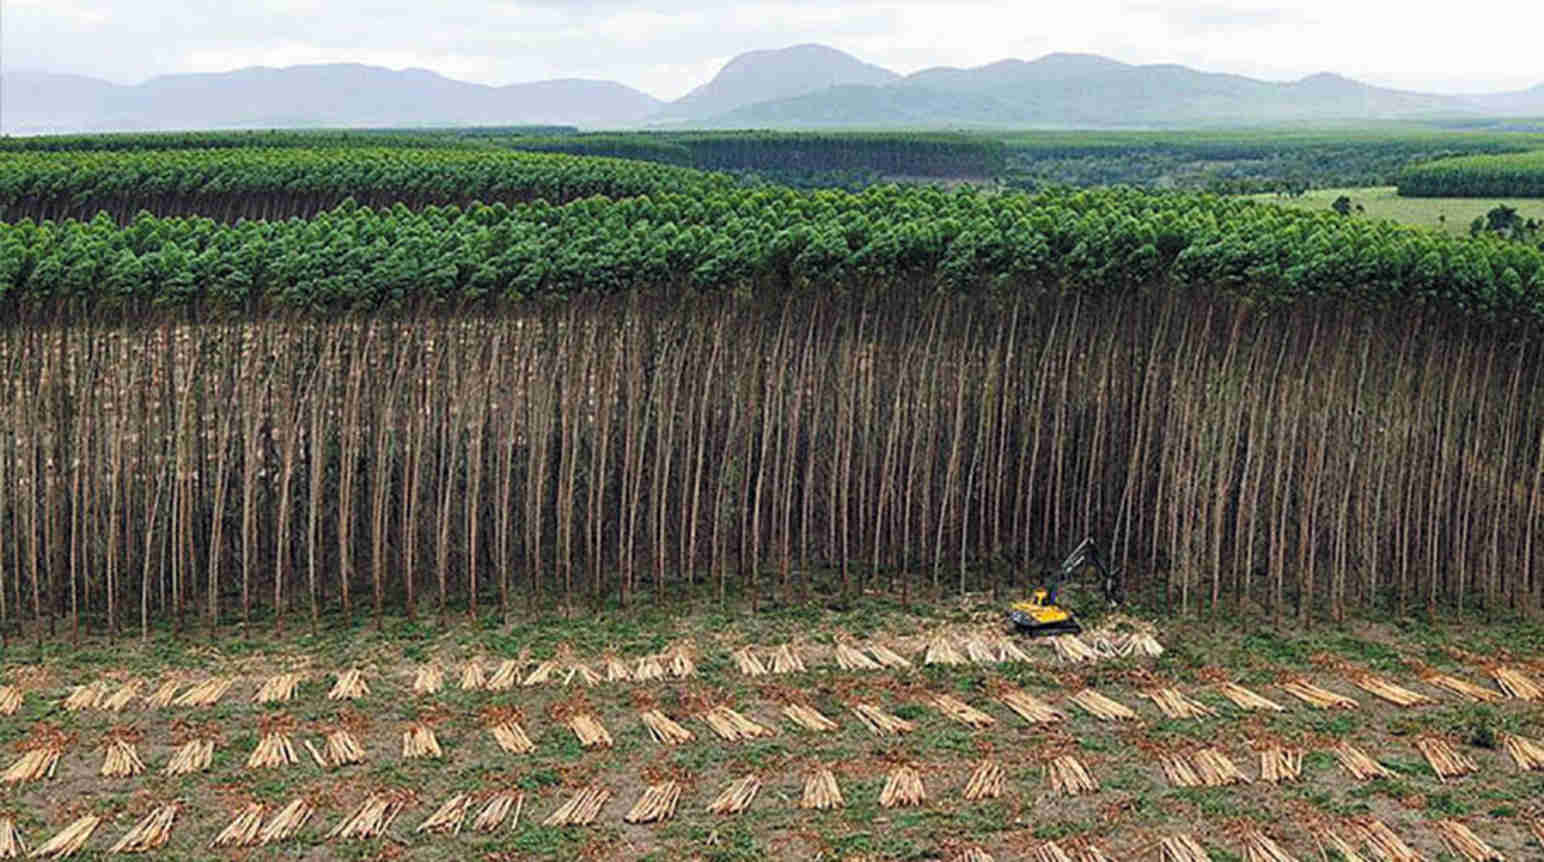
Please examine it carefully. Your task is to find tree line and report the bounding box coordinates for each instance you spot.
[0,289,1538,642]
[0,147,727,224]
[1398,151,1544,198]
[2,184,1541,324]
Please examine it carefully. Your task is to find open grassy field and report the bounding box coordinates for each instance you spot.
[3,591,1543,861]
[1251,185,1544,235]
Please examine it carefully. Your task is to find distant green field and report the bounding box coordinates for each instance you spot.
[1250,186,1544,236]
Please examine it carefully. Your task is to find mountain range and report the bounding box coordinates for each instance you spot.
[4,45,1542,135]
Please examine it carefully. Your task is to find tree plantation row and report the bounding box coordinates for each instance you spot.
[0,289,1539,643]
[2,184,1543,323]
[0,147,727,224]
[504,131,1007,180]
[1398,150,1544,198]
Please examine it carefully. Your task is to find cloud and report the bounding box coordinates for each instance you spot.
[2,0,1540,100]
[1136,3,1300,37]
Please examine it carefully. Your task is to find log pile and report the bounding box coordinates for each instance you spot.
[1051,636,1100,664]
[963,759,1004,800]
[412,665,443,696]
[521,659,559,687]
[107,803,177,854]
[1123,633,1165,658]
[210,804,263,849]
[800,768,844,810]
[1501,732,1544,771]
[835,642,881,671]
[257,798,314,845]
[173,677,233,708]
[701,706,775,741]
[328,793,409,840]
[626,781,683,823]
[1350,675,1433,708]
[1215,682,1286,712]
[102,681,140,713]
[248,727,300,770]
[924,636,967,666]
[731,647,768,677]
[1192,747,1251,785]
[640,709,694,745]
[880,765,926,808]
[668,642,697,679]
[1162,749,1248,787]
[1033,842,1074,862]
[1492,666,1543,700]
[1333,742,1393,781]
[486,715,536,755]
[459,662,487,691]
[852,704,917,736]
[931,694,996,729]
[30,815,98,860]
[1045,755,1098,796]
[415,794,469,835]
[1320,831,1369,862]
[707,776,760,815]
[867,644,912,670]
[1143,688,1217,720]
[1,726,64,784]
[0,686,21,716]
[100,736,147,778]
[1160,753,1202,788]
[1280,679,1358,710]
[1159,834,1210,862]
[488,658,522,690]
[1346,818,1420,862]
[1417,670,1501,703]
[326,669,368,701]
[1068,690,1137,721]
[401,723,443,759]
[602,652,631,683]
[994,637,1033,663]
[1415,736,1479,782]
[254,673,302,704]
[633,655,666,682]
[996,687,1066,724]
[951,847,994,862]
[771,645,806,674]
[782,702,840,733]
[62,683,105,712]
[566,713,613,749]
[963,637,998,664]
[324,729,366,766]
[0,817,22,858]
[1432,820,1502,862]
[145,680,180,709]
[562,663,600,688]
[521,661,558,688]
[1241,829,1299,862]
[1257,747,1303,784]
[474,792,522,832]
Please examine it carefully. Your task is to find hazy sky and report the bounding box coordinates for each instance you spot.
[4,0,1541,99]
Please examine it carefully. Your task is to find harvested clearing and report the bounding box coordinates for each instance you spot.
[0,599,1540,860]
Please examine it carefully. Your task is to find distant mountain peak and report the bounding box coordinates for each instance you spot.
[662,43,900,121]
[1031,52,1129,68]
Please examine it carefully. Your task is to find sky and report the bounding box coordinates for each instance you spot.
[4,0,1541,100]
